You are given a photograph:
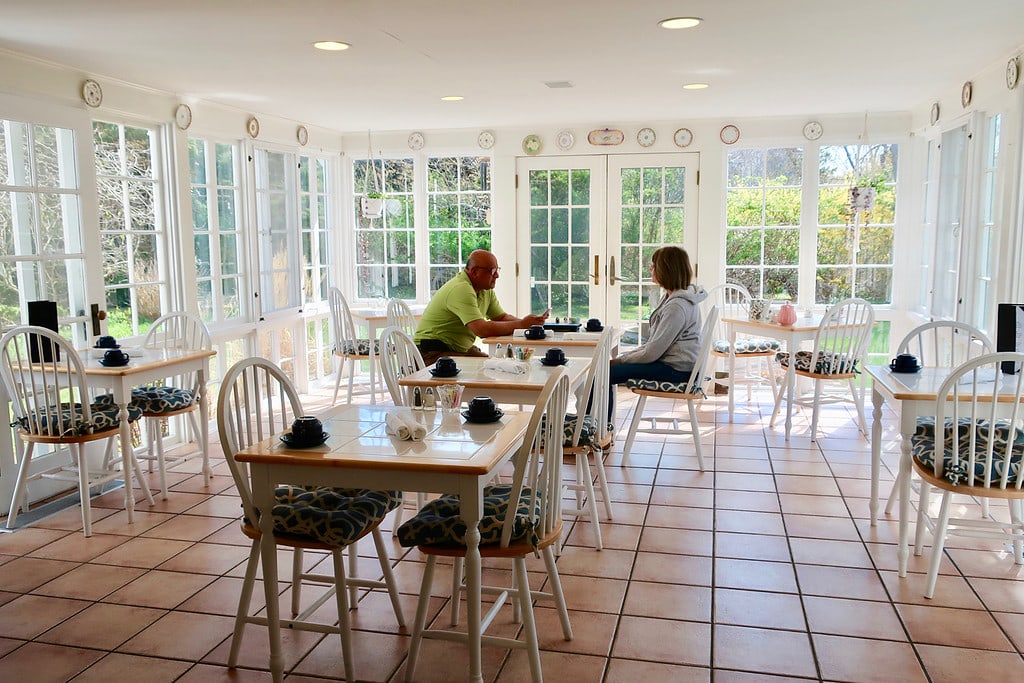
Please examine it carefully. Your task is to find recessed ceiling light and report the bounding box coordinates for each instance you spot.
[440,95,464,101]
[659,17,702,30]
[544,81,574,89]
[683,83,709,90]
[313,41,350,51]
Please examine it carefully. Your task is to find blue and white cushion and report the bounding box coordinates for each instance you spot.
[626,378,699,395]
[337,339,379,356]
[395,484,541,549]
[271,485,401,547]
[713,338,781,354]
[776,350,859,375]
[14,400,142,437]
[910,416,1024,486]
[131,386,196,415]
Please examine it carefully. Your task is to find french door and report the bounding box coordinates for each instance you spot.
[515,153,699,337]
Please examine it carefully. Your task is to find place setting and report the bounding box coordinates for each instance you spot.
[539,347,568,366]
[429,356,460,377]
[280,415,330,447]
[98,348,131,367]
[462,396,503,424]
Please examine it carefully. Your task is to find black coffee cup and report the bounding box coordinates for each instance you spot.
[468,396,496,417]
[434,356,458,375]
[290,416,324,443]
[543,347,566,365]
[525,325,546,340]
[102,348,129,365]
[890,353,920,372]
[586,318,603,331]
[96,335,118,348]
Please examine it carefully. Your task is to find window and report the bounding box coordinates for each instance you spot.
[0,118,87,334]
[816,144,897,304]
[428,155,492,293]
[352,156,414,300]
[725,148,802,298]
[189,139,245,324]
[93,120,167,336]
[299,155,332,304]
[968,114,1001,334]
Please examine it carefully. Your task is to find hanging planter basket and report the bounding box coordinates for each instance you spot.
[361,195,384,219]
[361,132,385,220]
[848,185,877,213]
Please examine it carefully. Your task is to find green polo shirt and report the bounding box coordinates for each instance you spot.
[414,271,506,352]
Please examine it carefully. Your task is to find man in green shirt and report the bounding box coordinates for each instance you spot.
[414,249,549,364]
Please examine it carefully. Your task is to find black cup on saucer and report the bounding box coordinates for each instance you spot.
[467,396,497,420]
[585,318,603,332]
[96,335,118,349]
[525,325,546,340]
[433,356,459,377]
[102,348,129,366]
[890,353,920,373]
[290,416,324,444]
[542,347,566,365]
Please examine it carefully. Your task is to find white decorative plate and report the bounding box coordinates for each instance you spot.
[477,130,495,149]
[673,127,693,147]
[522,134,542,155]
[555,129,575,151]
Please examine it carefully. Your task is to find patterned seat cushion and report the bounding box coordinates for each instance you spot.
[271,485,401,547]
[337,339,379,356]
[910,416,1024,486]
[626,378,698,395]
[776,350,859,375]
[395,484,541,549]
[15,400,142,437]
[131,386,196,415]
[556,414,615,448]
[713,338,781,354]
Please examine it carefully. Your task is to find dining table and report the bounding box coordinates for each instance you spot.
[482,329,618,359]
[865,363,1024,577]
[234,403,532,683]
[398,355,590,405]
[82,346,216,522]
[349,303,427,340]
[723,314,824,434]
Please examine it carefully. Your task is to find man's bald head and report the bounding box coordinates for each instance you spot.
[465,249,500,291]
[466,250,497,270]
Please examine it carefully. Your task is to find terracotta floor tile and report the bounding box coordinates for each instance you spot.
[70,652,192,682]
[897,602,1014,650]
[777,492,852,517]
[644,504,714,530]
[715,532,792,562]
[993,610,1024,652]
[712,670,813,683]
[966,576,1024,613]
[157,540,250,575]
[548,546,635,580]
[622,581,711,621]
[0,641,103,681]
[553,574,627,614]
[91,536,193,568]
[611,615,711,666]
[784,512,862,541]
[531,606,616,656]
[812,633,927,682]
[0,593,87,639]
[714,558,798,593]
[715,489,781,513]
[715,509,786,535]
[650,486,714,508]
[119,610,235,660]
[631,551,712,586]
[795,564,889,601]
[775,473,842,496]
[291,628,407,681]
[498,650,606,682]
[0,527,69,555]
[789,537,874,568]
[712,624,817,678]
[33,562,147,601]
[916,643,1024,682]
[38,602,165,649]
[715,471,778,492]
[105,569,216,609]
[0,555,77,593]
[714,588,806,630]
[878,570,986,609]
[803,595,906,640]
[564,520,641,550]
[638,526,713,556]
[26,531,127,562]
[141,513,234,541]
[604,658,709,682]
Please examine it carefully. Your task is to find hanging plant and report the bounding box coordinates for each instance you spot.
[849,174,883,213]
[361,132,385,220]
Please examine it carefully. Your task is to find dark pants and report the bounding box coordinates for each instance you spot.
[608,361,691,421]
[416,339,489,367]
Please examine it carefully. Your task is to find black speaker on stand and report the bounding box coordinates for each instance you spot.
[27,300,59,363]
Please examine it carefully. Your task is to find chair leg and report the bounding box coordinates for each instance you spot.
[514,556,542,683]
[688,399,705,472]
[924,492,953,599]
[228,540,261,667]
[150,416,170,499]
[1010,500,1024,564]
[591,446,614,521]
[542,545,573,641]
[346,357,356,404]
[405,555,437,683]
[129,440,156,508]
[5,441,35,529]
[622,394,647,460]
[884,470,904,516]
[769,369,786,427]
[330,549,356,683]
[578,452,602,550]
[371,528,406,627]
[291,547,304,617]
[347,544,358,607]
[809,379,824,441]
[914,482,931,556]
[332,354,345,404]
[450,556,464,626]
[392,497,406,536]
[74,443,94,538]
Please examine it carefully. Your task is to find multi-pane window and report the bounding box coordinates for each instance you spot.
[725,148,802,298]
[254,149,298,313]
[0,119,87,334]
[352,157,414,300]
[969,114,1001,334]
[93,120,166,336]
[816,144,897,304]
[189,139,244,324]
[428,155,492,293]
[299,155,332,303]
[528,168,590,319]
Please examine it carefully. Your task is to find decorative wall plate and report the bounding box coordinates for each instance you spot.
[673,127,693,147]
[555,129,575,151]
[477,130,495,149]
[1007,56,1020,90]
[719,124,740,145]
[522,134,542,155]
[802,121,823,141]
[637,127,656,147]
[246,116,260,138]
[408,131,425,150]
[930,101,940,125]
[296,125,309,146]
[961,81,973,108]
[174,103,192,130]
[587,128,624,146]
[81,79,103,108]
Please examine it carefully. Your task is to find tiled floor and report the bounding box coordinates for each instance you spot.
[2,384,1023,682]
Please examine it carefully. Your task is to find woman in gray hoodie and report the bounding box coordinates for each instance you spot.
[609,246,707,417]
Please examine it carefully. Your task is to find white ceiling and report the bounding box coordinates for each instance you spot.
[3,0,1023,132]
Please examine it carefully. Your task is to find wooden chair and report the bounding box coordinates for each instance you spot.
[385,298,418,336]
[910,352,1024,598]
[133,311,211,499]
[622,306,720,471]
[397,369,573,683]
[328,286,382,404]
[884,320,994,516]
[704,283,780,411]
[770,297,875,441]
[0,325,151,536]
[217,357,405,681]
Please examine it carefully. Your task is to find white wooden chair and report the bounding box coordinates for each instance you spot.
[133,311,211,499]
[0,325,152,536]
[910,352,1024,598]
[622,306,720,471]
[328,286,382,404]
[217,357,405,681]
[884,320,993,516]
[385,298,418,336]
[397,369,573,683]
[770,297,875,441]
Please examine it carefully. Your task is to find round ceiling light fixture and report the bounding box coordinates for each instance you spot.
[659,17,702,30]
[683,83,709,90]
[313,41,350,51]
[440,95,464,101]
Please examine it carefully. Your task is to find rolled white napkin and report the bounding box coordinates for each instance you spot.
[385,412,427,441]
[482,358,529,374]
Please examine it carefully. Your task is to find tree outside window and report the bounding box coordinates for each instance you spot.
[428,155,491,294]
[352,157,415,300]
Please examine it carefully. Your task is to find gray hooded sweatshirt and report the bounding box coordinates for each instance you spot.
[616,285,708,372]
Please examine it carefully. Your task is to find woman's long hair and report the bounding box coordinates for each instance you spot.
[651,246,694,292]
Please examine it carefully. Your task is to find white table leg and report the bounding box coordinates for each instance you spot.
[870,387,883,526]
[728,327,737,422]
[199,367,211,486]
[897,430,913,577]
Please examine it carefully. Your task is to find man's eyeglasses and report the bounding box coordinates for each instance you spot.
[475,266,500,275]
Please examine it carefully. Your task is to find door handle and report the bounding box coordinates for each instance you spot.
[589,255,600,285]
[609,255,617,285]
[89,303,107,336]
